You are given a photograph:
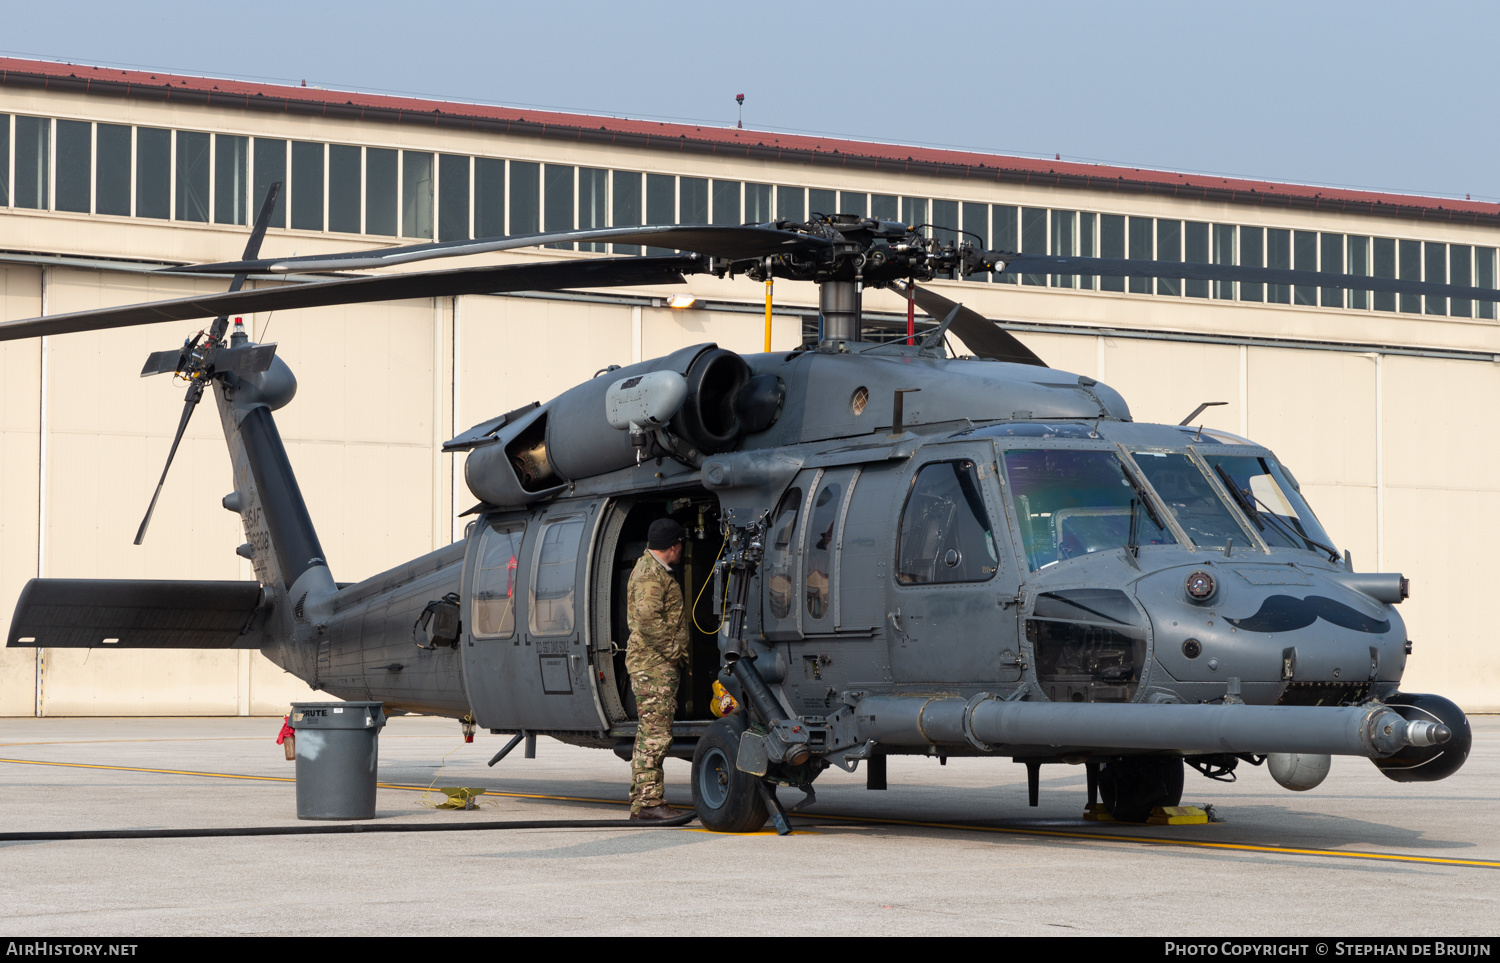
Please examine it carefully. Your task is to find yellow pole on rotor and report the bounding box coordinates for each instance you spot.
[764,275,774,352]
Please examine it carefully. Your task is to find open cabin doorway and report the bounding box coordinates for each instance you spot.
[596,488,725,725]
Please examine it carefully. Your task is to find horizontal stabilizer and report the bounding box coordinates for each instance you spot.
[6,579,267,649]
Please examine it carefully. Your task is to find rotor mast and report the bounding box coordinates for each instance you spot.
[819,279,863,342]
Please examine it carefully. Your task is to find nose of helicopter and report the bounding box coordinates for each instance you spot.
[1134,561,1408,706]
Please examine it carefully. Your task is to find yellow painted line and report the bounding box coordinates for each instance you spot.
[801,812,1500,869]
[3,756,1496,867]
[0,757,627,806]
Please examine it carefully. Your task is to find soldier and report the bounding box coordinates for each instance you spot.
[626,517,689,820]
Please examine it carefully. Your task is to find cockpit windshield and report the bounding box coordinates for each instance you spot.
[1002,449,1177,571]
[1204,453,1337,557]
[1129,450,1254,549]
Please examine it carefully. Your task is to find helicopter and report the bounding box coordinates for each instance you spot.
[1,183,1476,833]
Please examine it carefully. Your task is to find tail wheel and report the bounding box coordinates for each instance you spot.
[691,716,768,833]
[1098,755,1184,823]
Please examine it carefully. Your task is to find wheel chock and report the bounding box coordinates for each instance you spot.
[1146,806,1209,825]
[1083,803,1114,822]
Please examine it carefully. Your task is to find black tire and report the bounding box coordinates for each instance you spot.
[691,716,768,833]
[1098,755,1184,823]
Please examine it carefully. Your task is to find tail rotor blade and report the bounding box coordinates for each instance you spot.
[134,383,204,546]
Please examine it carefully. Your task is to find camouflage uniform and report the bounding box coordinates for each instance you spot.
[625,550,689,813]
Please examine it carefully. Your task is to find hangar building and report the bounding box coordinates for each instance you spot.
[1,57,1496,715]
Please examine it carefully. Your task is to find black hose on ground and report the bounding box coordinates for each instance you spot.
[0,809,697,842]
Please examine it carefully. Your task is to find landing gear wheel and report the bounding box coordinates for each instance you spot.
[691,716,769,833]
[1098,755,1184,823]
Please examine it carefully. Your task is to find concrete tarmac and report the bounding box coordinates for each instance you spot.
[0,714,1495,937]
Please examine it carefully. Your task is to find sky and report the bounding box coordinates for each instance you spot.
[6,1,1499,201]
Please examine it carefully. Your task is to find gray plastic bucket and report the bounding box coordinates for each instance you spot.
[290,701,387,820]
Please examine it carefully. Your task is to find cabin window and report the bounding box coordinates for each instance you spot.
[1003,449,1176,571]
[530,516,584,636]
[896,461,998,585]
[1129,451,1252,550]
[764,487,802,621]
[804,480,842,619]
[472,521,525,639]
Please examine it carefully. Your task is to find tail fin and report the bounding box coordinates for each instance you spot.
[213,331,336,639]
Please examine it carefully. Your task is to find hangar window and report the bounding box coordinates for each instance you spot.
[55,119,90,214]
[1320,233,1345,308]
[1184,221,1209,298]
[1267,228,1291,303]
[1017,206,1045,286]
[291,141,323,231]
[579,167,607,250]
[365,147,397,236]
[1347,235,1370,310]
[252,137,287,229]
[1425,242,1448,316]
[1450,244,1472,318]
[1078,211,1097,290]
[328,144,361,234]
[1240,226,1264,302]
[544,163,573,247]
[0,115,8,206]
[215,134,247,226]
[1155,218,1181,296]
[1477,247,1497,320]
[1096,213,1123,291]
[137,127,171,220]
[997,205,1021,278]
[610,169,640,254]
[680,176,707,224]
[475,157,506,240]
[439,153,470,242]
[776,185,804,222]
[1398,239,1422,314]
[13,116,48,210]
[713,180,741,225]
[745,182,772,223]
[646,173,674,254]
[1050,209,1075,288]
[1293,230,1317,305]
[933,199,958,248]
[402,151,433,239]
[1213,224,1235,300]
[175,131,210,223]
[1127,217,1154,294]
[810,188,836,218]
[1373,237,1396,312]
[901,197,927,234]
[838,190,865,218]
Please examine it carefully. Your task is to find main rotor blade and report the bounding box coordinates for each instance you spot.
[0,256,700,343]
[991,253,1500,303]
[176,224,828,275]
[907,284,1047,367]
[134,382,204,545]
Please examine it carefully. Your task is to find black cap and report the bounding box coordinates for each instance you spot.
[648,518,685,550]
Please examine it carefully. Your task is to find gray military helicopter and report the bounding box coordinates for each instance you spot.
[2,184,1475,833]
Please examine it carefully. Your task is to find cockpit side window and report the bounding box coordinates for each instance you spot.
[896,460,998,584]
[1002,448,1177,571]
[472,520,525,638]
[765,487,802,621]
